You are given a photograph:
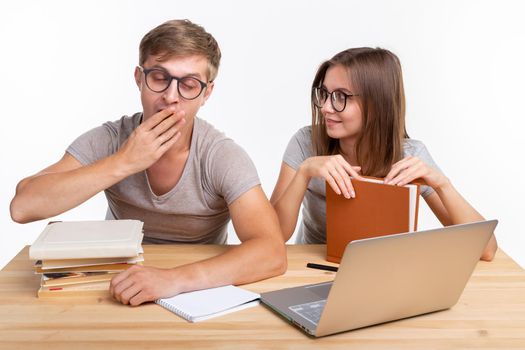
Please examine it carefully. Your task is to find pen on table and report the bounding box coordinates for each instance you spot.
[306,263,338,272]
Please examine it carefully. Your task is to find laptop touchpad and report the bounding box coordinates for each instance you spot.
[306,282,332,299]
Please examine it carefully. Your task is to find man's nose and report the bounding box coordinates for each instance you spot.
[162,80,180,104]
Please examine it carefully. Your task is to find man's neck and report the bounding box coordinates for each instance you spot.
[145,117,195,196]
[164,116,195,157]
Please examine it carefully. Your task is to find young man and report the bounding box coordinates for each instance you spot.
[10,19,286,306]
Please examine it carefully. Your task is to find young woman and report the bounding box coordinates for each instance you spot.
[271,47,497,261]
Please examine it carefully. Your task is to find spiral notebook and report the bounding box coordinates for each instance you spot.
[156,285,260,322]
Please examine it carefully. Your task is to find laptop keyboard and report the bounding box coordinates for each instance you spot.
[289,300,326,325]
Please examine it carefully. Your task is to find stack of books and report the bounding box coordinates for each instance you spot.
[29,220,144,298]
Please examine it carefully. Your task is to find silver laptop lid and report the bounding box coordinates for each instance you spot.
[315,220,497,336]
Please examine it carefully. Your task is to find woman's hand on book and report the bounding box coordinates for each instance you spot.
[299,155,362,199]
[384,156,449,190]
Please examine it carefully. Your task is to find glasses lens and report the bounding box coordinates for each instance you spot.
[313,87,327,107]
[178,77,204,100]
[145,70,171,92]
[332,91,347,112]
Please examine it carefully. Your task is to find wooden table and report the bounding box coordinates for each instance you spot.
[1,245,524,349]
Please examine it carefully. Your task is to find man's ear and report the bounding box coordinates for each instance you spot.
[134,66,142,91]
[201,81,215,106]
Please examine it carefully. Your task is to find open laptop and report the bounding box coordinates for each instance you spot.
[261,220,497,337]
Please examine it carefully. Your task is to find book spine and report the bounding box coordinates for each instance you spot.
[155,299,193,322]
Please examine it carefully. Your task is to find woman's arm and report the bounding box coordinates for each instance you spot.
[384,156,498,261]
[270,163,309,241]
[423,190,497,261]
[271,156,361,241]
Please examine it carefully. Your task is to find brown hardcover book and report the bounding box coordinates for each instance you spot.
[326,177,421,263]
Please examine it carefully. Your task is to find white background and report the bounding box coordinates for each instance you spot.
[1,0,524,269]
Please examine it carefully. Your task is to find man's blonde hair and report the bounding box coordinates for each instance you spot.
[139,19,221,81]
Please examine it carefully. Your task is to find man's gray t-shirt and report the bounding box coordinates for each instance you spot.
[283,126,441,244]
[67,113,260,244]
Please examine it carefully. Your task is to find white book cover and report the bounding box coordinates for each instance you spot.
[29,220,144,260]
[156,285,260,323]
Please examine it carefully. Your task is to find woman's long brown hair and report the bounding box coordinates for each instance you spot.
[311,47,408,177]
